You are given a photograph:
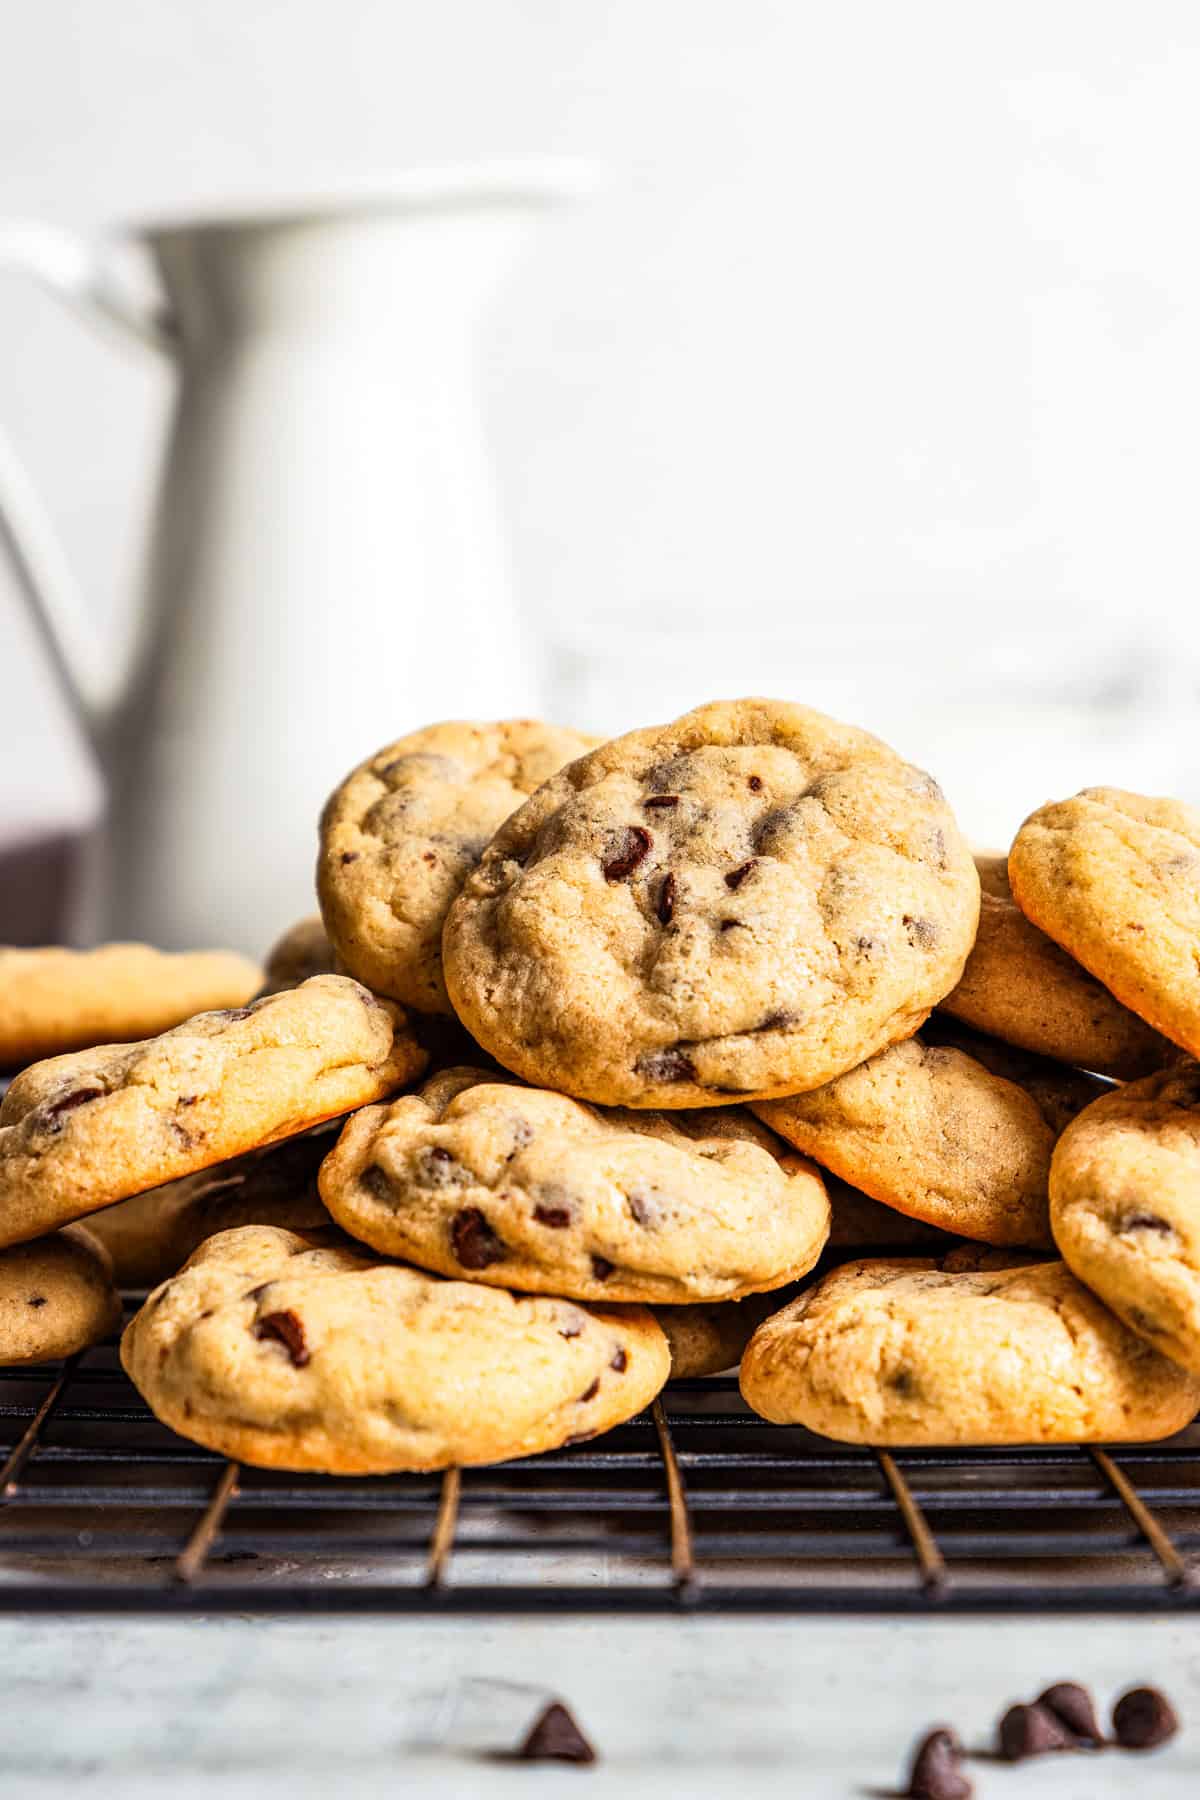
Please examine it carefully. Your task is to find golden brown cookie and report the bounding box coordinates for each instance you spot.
[753,1025,1101,1248]
[319,1067,829,1303]
[257,917,337,996]
[87,1126,336,1288]
[0,944,262,1070]
[938,853,1173,1078]
[0,1224,121,1364]
[740,1257,1200,1445]
[654,1293,786,1378]
[443,699,979,1107]
[1050,1063,1200,1373]
[317,719,598,1014]
[1009,788,1200,1060]
[0,976,425,1248]
[121,1225,670,1473]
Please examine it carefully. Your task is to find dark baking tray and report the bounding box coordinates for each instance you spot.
[0,1316,1198,1613]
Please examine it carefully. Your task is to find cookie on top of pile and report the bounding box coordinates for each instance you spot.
[4,701,1200,1470]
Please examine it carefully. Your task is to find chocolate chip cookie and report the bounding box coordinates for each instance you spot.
[753,1024,1101,1247]
[317,719,598,1014]
[654,1292,787,1378]
[87,1126,337,1288]
[1009,788,1200,1060]
[122,1225,670,1473]
[740,1257,1200,1444]
[0,1224,121,1363]
[0,976,425,1249]
[938,853,1173,1078]
[318,1066,830,1302]
[824,1174,959,1256]
[442,699,979,1107]
[257,917,337,996]
[0,944,263,1070]
[1050,1063,1200,1372]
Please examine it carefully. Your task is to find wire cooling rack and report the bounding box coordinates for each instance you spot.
[1,1327,1199,1613]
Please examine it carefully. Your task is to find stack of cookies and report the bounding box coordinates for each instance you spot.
[2,701,1200,1472]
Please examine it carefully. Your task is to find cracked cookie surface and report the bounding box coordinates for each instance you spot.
[0,1224,121,1364]
[939,854,1173,1078]
[319,1066,829,1303]
[87,1125,337,1288]
[0,944,262,1070]
[0,976,425,1248]
[443,699,979,1107]
[121,1224,670,1473]
[1050,1063,1200,1373]
[1009,788,1200,1060]
[317,719,598,1014]
[740,1257,1200,1445]
[753,1023,1101,1248]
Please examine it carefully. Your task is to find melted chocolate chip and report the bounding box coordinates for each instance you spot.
[579,1378,600,1403]
[903,915,938,950]
[533,1204,571,1228]
[451,1208,506,1270]
[725,860,757,891]
[415,1145,468,1187]
[1121,1211,1174,1234]
[590,1255,614,1282]
[422,850,437,866]
[627,1193,655,1227]
[42,1086,105,1129]
[718,918,742,932]
[747,775,763,792]
[644,795,679,809]
[1112,1686,1178,1750]
[890,1368,919,1398]
[611,1347,628,1373]
[907,1726,972,1799]
[1036,1683,1104,1746]
[340,851,359,865]
[635,1048,696,1084]
[656,871,677,925]
[360,1163,393,1200]
[998,1702,1075,1761]
[602,825,653,882]
[253,1309,310,1367]
[755,1010,796,1032]
[26,1295,46,1309]
[518,1702,596,1765]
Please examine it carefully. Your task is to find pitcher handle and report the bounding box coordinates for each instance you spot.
[0,224,173,733]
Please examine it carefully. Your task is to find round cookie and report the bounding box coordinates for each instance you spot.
[0,976,425,1249]
[257,917,337,996]
[0,944,262,1070]
[654,1292,788,1378]
[443,699,979,1108]
[87,1126,337,1288]
[317,719,598,1015]
[1050,1063,1200,1373]
[1009,788,1200,1061]
[318,1067,830,1303]
[0,1224,121,1364]
[740,1257,1200,1445]
[753,1024,1101,1248]
[121,1225,670,1473]
[939,853,1173,1078]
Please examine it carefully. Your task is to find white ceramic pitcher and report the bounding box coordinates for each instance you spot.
[0,165,581,953]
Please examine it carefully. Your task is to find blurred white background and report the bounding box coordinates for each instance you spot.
[2,0,1199,941]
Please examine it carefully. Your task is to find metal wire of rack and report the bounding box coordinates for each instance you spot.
[1,1322,1199,1614]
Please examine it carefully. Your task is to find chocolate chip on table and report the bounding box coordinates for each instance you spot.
[725,859,757,890]
[1036,1682,1104,1746]
[253,1309,310,1367]
[907,1726,972,1799]
[518,1701,596,1764]
[997,1701,1076,1761]
[590,1255,614,1281]
[602,825,652,882]
[644,794,679,809]
[450,1208,506,1270]
[656,871,677,925]
[1112,1686,1179,1751]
